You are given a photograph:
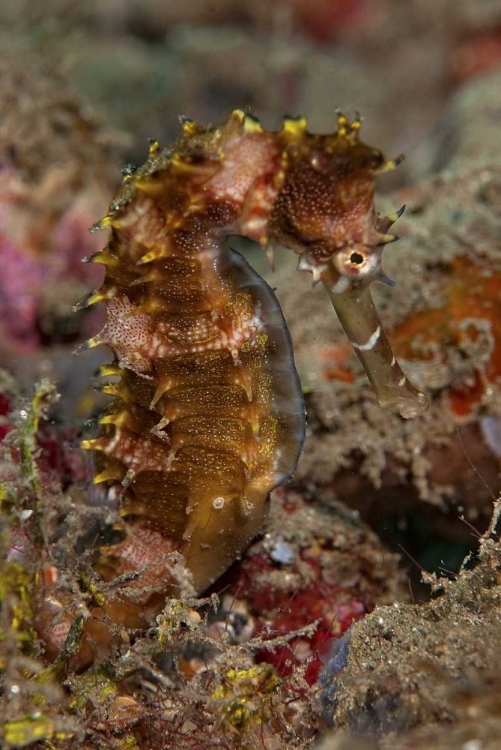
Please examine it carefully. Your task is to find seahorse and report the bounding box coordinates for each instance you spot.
[39,111,427,664]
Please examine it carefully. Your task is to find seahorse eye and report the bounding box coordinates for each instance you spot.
[349,251,364,265]
[333,244,379,281]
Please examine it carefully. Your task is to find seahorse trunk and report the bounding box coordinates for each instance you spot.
[76,118,306,616]
[76,110,427,613]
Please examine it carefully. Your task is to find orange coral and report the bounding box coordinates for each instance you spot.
[391,255,501,416]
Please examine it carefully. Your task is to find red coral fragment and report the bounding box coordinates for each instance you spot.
[0,393,13,441]
[220,488,399,685]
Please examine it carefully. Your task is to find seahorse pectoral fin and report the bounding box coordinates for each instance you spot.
[323,279,429,419]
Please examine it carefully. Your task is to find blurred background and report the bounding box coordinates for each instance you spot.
[3,0,501,181]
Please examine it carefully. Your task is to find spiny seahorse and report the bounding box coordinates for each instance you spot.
[39,111,427,665]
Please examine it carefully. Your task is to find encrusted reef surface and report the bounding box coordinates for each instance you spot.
[318,510,501,750]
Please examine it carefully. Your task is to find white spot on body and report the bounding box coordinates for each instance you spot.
[153,305,265,360]
[103,296,168,371]
[114,527,174,569]
[208,134,278,207]
[105,296,150,356]
[462,741,483,750]
[297,256,312,272]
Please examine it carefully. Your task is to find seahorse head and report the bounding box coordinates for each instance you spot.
[268,113,402,288]
[262,113,428,418]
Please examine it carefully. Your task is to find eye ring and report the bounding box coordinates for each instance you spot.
[332,245,380,280]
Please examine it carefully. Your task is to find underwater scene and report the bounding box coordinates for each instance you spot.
[2,1,501,748]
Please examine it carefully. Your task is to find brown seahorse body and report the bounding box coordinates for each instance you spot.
[40,111,427,663]
[79,113,307,610]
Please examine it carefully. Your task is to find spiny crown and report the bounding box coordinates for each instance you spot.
[85,110,401,290]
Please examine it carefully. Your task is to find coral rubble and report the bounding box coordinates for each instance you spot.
[319,505,501,749]
[0,372,401,749]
